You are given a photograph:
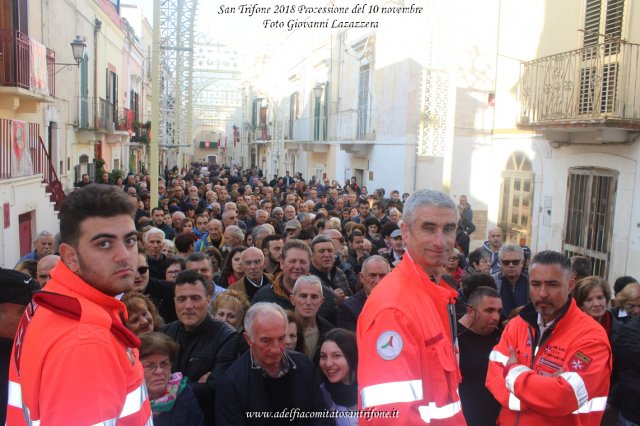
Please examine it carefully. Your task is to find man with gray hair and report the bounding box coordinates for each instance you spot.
[221,209,239,228]
[251,224,274,251]
[309,234,352,303]
[337,255,390,331]
[290,275,335,362]
[231,247,271,301]
[222,225,244,251]
[492,243,529,316]
[358,189,465,424]
[253,240,338,324]
[215,302,331,424]
[145,227,168,280]
[16,231,55,264]
[171,210,186,232]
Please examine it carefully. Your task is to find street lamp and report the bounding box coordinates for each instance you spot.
[313,83,324,141]
[55,36,87,74]
[312,83,324,100]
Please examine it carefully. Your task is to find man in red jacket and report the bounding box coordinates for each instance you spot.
[486,250,611,426]
[7,184,152,425]
[357,189,466,425]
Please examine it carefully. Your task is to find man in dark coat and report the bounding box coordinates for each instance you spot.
[337,255,390,331]
[162,270,237,426]
[215,303,333,425]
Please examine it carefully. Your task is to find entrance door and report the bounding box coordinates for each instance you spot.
[563,167,617,278]
[18,212,32,257]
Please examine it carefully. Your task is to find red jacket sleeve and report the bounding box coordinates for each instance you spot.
[486,320,529,412]
[36,339,136,424]
[507,338,611,417]
[358,308,423,425]
[486,321,612,418]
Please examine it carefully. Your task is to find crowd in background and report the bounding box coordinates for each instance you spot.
[4,161,640,426]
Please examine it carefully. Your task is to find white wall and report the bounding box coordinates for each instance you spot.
[0,176,60,267]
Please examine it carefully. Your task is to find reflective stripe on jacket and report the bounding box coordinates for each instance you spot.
[357,254,466,425]
[486,298,611,426]
[6,261,152,425]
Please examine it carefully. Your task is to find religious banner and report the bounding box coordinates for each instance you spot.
[30,39,50,96]
[12,120,26,160]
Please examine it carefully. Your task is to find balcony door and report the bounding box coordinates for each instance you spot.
[578,0,625,115]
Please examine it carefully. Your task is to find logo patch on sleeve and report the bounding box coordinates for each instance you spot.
[376,331,403,360]
[569,351,591,372]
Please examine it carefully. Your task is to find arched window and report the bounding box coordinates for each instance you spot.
[498,152,534,245]
[79,154,89,163]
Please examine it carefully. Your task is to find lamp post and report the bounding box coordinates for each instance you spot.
[313,83,323,141]
[54,36,87,74]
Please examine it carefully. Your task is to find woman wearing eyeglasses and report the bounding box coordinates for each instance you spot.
[573,276,621,424]
[444,248,464,285]
[614,283,640,426]
[139,332,205,426]
[613,282,640,323]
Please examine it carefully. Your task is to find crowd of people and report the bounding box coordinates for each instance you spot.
[1,162,640,425]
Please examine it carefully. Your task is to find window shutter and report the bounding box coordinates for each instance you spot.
[583,0,600,46]
[16,0,28,34]
[604,0,624,39]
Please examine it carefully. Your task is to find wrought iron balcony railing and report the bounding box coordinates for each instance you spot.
[0,118,65,209]
[288,110,367,142]
[115,107,134,132]
[77,97,114,131]
[0,29,55,97]
[518,41,640,129]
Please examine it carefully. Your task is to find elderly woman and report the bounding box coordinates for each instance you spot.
[121,292,163,335]
[139,332,205,425]
[464,247,491,276]
[210,289,250,331]
[444,248,464,285]
[211,289,251,357]
[573,276,622,424]
[573,276,620,338]
[614,282,640,323]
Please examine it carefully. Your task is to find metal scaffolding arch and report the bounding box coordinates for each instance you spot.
[158,0,197,157]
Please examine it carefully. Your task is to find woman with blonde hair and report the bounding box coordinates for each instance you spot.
[121,292,164,335]
[210,289,250,331]
[614,282,640,323]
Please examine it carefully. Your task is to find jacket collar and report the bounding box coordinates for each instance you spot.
[49,261,126,314]
[519,296,574,331]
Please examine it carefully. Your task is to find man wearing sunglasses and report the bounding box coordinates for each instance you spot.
[492,244,530,317]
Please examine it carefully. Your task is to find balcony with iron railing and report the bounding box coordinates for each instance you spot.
[0,120,65,210]
[518,41,640,131]
[77,97,114,132]
[288,109,370,143]
[115,107,134,132]
[0,29,55,109]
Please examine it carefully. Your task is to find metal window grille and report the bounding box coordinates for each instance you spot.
[563,167,617,278]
